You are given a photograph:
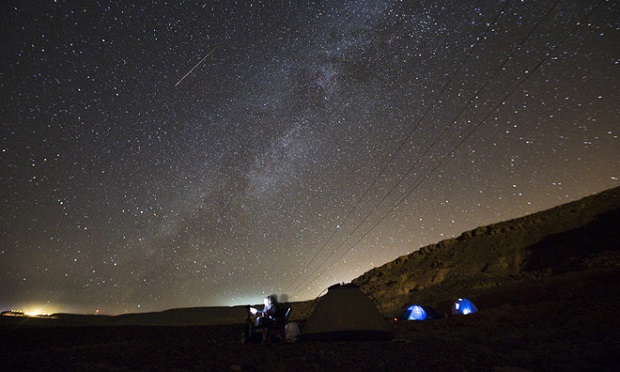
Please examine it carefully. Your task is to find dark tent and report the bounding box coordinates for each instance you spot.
[303,283,393,341]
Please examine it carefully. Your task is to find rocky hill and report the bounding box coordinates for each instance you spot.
[353,186,620,316]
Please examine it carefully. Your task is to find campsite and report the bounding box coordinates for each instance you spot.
[1,186,619,370]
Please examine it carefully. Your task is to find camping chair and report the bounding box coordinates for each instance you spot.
[242,306,292,344]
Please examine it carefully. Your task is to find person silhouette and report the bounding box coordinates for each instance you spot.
[249,294,279,343]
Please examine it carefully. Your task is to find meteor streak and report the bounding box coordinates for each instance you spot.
[175,47,217,87]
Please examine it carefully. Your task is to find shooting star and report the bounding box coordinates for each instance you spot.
[175,47,217,87]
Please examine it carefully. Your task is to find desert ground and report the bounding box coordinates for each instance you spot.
[2,271,619,371]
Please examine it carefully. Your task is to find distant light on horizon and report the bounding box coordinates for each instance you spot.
[24,309,46,317]
[21,304,60,316]
[0,305,59,317]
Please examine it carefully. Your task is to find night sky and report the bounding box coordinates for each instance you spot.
[1,0,618,315]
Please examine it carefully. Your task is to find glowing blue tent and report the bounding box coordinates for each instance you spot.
[451,298,478,315]
[402,305,439,321]
[403,305,427,320]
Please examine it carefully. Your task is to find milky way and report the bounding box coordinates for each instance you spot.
[1,0,618,314]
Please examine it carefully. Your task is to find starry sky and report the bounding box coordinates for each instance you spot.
[1,0,618,315]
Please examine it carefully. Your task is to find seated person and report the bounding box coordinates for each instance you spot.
[249,295,279,342]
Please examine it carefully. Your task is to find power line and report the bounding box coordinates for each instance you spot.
[285,0,514,296]
[303,0,604,292]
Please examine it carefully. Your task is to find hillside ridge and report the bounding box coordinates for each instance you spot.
[352,186,620,315]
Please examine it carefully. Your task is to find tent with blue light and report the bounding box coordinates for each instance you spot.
[401,304,439,321]
[451,298,478,315]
